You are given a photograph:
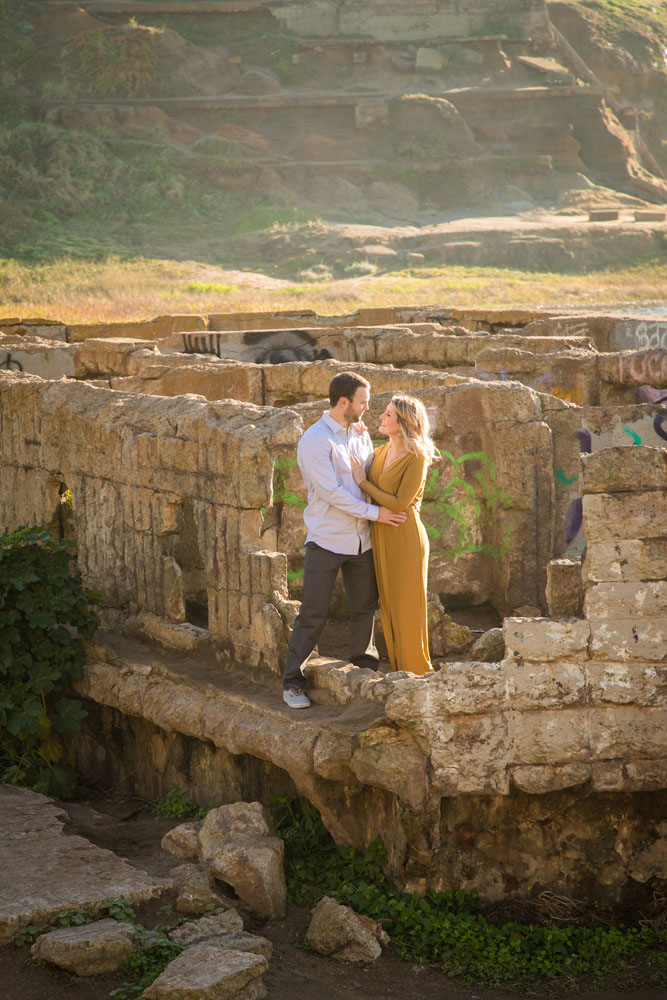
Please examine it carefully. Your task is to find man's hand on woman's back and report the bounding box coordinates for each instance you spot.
[378,507,407,525]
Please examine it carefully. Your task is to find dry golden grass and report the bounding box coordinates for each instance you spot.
[2,255,667,323]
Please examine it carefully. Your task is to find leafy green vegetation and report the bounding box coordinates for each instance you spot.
[0,526,102,797]
[152,788,209,820]
[272,796,667,985]
[109,929,183,1000]
[63,24,160,98]
[580,0,667,38]
[13,896,185,999]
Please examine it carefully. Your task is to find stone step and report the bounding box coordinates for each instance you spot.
[37,83,604,114]
[56,0,291,12]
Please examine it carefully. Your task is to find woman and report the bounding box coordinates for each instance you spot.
[350,395,437,675]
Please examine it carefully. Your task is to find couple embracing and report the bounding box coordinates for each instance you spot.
[282,371,438,709]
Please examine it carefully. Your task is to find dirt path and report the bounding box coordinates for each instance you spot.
[2,794,666,1000]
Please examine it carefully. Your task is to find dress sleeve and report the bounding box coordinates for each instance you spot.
[359,454,428,513]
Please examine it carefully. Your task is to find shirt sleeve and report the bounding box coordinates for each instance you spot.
[360,454,428,513]
[300,433,380,521]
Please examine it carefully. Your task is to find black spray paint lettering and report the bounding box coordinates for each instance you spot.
[0,352,23,371]
[181,329,333,365]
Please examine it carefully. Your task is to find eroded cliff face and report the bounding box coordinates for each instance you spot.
[1,306,666,902]
[2,0,666,271]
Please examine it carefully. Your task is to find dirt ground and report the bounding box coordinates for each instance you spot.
[2,792,666,1000]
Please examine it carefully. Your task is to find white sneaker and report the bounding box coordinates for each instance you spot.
[283,686,311,709]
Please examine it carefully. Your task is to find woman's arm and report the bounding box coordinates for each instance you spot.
[360,455,428,513]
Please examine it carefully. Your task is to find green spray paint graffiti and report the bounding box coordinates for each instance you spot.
[422,450,515,559]
[623,427,642,445]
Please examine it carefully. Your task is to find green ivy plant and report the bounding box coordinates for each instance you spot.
[0,525,102,797]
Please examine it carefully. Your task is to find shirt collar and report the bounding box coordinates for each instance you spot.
[322,411,348,436]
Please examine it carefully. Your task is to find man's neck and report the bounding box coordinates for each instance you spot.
[328,408,349,429]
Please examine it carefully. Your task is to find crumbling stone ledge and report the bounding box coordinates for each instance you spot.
[72,629,667,902]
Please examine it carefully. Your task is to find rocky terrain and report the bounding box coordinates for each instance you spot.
[1,0,666,274]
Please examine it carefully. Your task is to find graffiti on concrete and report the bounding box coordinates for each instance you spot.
[559,415,667,555]
[0,352,23,372]
[618,351,667,385]
[421,449,515,559]
[654,412,667,442]
[182,329,333,365]
[614,319,667,352]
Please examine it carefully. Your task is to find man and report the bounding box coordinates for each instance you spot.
[282,371,407,709]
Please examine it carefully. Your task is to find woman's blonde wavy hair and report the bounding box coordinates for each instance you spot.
[392,395,439,463]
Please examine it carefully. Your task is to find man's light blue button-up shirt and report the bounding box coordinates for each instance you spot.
[297,412,378,555]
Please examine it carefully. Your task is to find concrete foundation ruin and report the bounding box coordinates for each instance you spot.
[1,306,666,903]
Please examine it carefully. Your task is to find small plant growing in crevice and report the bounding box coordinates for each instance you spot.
[0,525,102,797]
[152,788,209,820]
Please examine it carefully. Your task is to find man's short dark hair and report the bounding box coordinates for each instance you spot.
[329,372,370,407]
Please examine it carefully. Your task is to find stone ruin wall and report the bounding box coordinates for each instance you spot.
[265,0,551,43]
[1,305,666,902]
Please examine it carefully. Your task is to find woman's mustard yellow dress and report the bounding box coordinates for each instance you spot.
[360,444,432,674]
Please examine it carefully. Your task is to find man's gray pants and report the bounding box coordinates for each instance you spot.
[282,542,379,689]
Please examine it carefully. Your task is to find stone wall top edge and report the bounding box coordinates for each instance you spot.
[2,372,302,424]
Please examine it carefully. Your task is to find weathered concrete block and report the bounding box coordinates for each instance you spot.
[143,943,267,1000]
[351,725,429,810]
[589,617,667,661]
[582,492,667,543]
[583,538,667,583]
[590,760,625,791]
[581,445,667,494]
[508,708,590,763]
[625,759,667,793]
[546,559,583,618]
[584,581,667,621]
[506,661,587,709]
[31,919,134,975]
[585,661,667,706]
[431,712,511,795]
[385,662,508,718]
[503,617,590,662]
[510,762,591,794]
[589,706,667,759]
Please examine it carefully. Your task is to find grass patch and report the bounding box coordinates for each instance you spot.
[3,254,667,323]
[579,0,667,38]
[272,797,667,987]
